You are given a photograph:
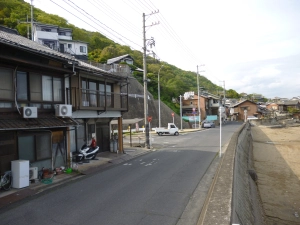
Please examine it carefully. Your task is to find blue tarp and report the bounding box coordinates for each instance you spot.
[206,115,218,121]
[182,115,218,122]
[182,116,200,122]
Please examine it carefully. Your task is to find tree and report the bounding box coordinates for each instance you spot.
[226,89,241,98]
[287,106,299,114]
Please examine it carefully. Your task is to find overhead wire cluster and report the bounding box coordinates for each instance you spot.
[41,0,201,69]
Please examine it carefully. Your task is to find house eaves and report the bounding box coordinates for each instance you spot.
[77,60,128,82]
[0,29,77,64]
[59,39,89,44]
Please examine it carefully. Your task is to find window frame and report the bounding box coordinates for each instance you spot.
[81,78,113,108]
[80,46,87,53]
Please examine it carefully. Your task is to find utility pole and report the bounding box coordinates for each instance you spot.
[197,65,200,128]
[179,95,182,130]
[142,11,159,149]
[27,15,30,39]
[197,64,205,128]
[31,0,34,41]
[158,65,164,128]
[223,80,226,106]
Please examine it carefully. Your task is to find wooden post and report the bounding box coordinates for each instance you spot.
[67,127,71,168]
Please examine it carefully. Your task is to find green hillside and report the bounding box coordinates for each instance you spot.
[0,0,228,114]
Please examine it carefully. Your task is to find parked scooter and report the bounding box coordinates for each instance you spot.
[76,144,99,162]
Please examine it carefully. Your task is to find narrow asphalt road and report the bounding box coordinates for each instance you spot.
[0,122,242,225]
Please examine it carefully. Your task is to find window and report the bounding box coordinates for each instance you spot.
[53,77,62,101]
[99,83,112,107]
[0,102,12,108]
[99,83,105,107]
[59,32,66,35]
[80,46,86,53]
[17,71,28,100]
[18,133,51,162]
[81,79,113,108]
[89,81,97,107]
[68,44,72,48]
[106,84,112,107]
[42,76,53,101]
[0,68,13,100]
[30,74,62,102]
[41,28,51,32]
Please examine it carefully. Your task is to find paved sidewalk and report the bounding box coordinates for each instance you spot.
[0,146,153,211]
[0,128,201,211]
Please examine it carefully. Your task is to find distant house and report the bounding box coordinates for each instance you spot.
[33,23,88,60]
[181,91,222,127]
[277,100,300,112]
[105,54,135,74]
[266,103,279,111]
[107,54,134,65]
[291,96,300,101]
[230,100,257,121]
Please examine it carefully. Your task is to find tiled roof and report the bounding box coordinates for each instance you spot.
[0,113,78,130]
[0,28,128,80]
[277,100,299,105]
[231,100,256,107]
[107,54,132,64]
[0,30,76,62]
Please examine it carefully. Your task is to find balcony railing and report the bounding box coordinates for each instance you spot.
[68,88,128,111]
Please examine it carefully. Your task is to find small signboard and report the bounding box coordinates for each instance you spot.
[171,112,174,117]
[147,116,152,122]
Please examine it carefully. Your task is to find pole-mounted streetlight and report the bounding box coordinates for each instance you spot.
[158,65,164,128]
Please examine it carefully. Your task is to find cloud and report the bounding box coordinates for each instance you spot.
[221,54,300,98]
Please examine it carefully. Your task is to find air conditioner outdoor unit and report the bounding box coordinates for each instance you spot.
[29,167,38,180]
[23,107,38,118]
[55,104,72,117]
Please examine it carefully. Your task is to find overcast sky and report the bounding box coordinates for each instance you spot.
[25,0,300,99]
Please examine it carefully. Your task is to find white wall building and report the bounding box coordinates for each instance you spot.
[33,23,88,60]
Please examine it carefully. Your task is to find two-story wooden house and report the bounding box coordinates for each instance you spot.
[0,26,128,175]
[229,100,257,121]
[181,91,221,127]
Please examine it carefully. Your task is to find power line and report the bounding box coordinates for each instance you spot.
[88,0,141,37]
[63,0,142,49]
[49,0,120,44]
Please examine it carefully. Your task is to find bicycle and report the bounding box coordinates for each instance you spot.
[0,171,12,191]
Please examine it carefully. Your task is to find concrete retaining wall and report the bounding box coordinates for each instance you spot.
[231,122,265,224]
[199,122,266,224]
[122,77,190,129]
